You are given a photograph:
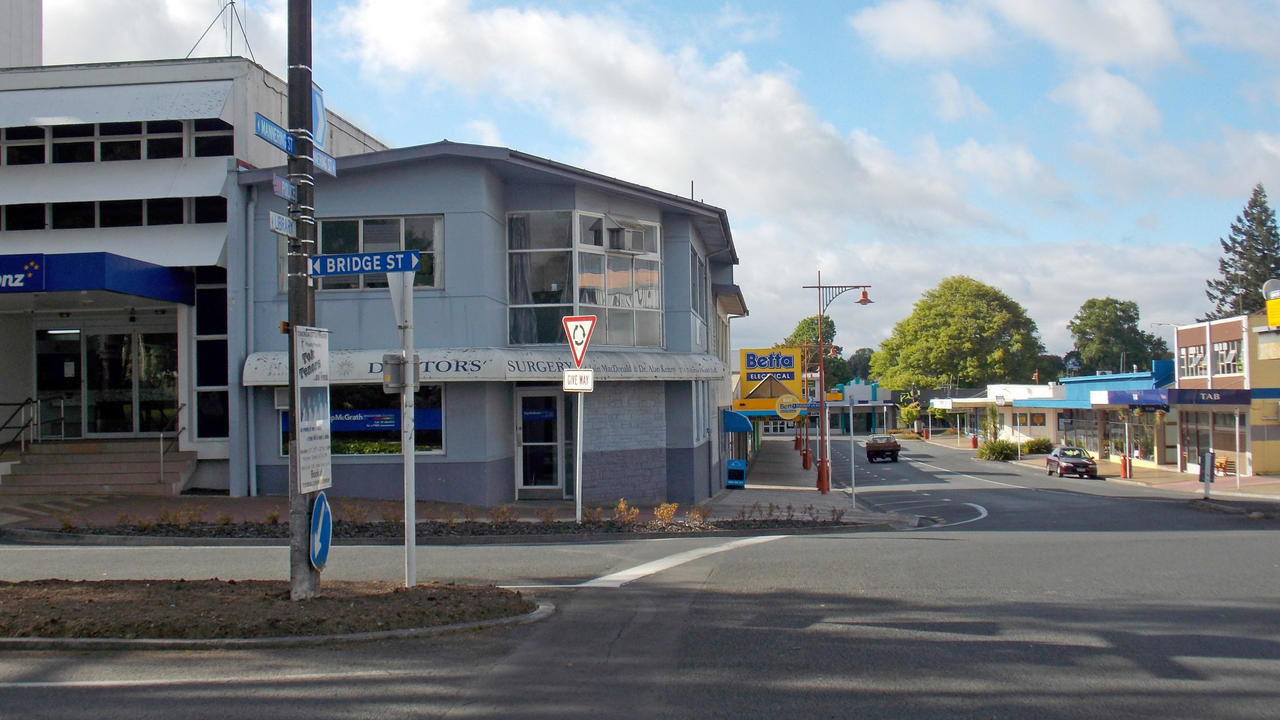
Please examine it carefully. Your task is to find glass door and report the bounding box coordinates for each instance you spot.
[35,330,83,439]
[516,390,562,491]
[86,333,134,434]
[138,333,179,432]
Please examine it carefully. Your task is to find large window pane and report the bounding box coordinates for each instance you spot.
[607,255,633,307]
[147,197,183,225]
[197,391,229,438]
[510,307,571,344]
[405,216,438,287]
[509,211,570,249]
[99,200,143,227]
[518,251,571,304]
[195,339,228,387]
[5,203,44,230]
[320,220,358,289]
[636,310,662,347]
[195,287,228,334]
[579,214,604,247]
[285,384,443,454]
[51,202,94,229]
[362,218,401,288]
[578,252,605,305]
[607,309,634,346]
[635,259,660,309]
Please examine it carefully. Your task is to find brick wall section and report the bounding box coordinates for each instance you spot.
[583,381,666,451]
[581,448,667,506]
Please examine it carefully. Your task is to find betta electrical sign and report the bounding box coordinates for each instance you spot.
[738,347,804,400]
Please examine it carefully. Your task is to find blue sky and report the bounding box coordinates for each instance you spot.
[40,0,1280,359]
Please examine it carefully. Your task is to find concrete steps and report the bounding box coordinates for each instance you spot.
[0,439,196,496]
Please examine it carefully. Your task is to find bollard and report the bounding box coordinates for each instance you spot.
[794,434,803,451]
[801,447,812,470]
[922,429,929,440]
[971,434,978,449]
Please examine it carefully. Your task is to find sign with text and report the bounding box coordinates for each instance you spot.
[313,147,337,177]
[272,175,298,202]
[254,113,294,154]
[562,315,597,368]
[309,250,419,277]
[0,254,44,293]
[293,326,332,494]
[269,210,296,238]
[563,368,594,392]
[739,347,803,399]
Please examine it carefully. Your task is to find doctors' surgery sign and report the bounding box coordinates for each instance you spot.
[293,326,332,493]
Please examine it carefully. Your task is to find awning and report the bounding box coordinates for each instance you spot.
[722,409,753,433]
[0,252,194,304]
[243,348,728,386]
[0,224,227,268]
[0,157,232,205]
[0,80,233,127]
[713,283,748,316]
[1094,389,1169,406]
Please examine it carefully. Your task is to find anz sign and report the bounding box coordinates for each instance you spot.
[0,254,44,293]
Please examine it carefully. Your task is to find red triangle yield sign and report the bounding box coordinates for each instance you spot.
[562,315,597,368]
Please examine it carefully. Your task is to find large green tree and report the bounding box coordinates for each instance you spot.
[847,347,874,381]
[1205,183,1280,318]
[870,276,1044,390]
[778,315,852,389]
[1067,297,1171,374]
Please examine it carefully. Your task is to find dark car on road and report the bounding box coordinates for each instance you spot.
[1046,445,1098,478]
[865,434,901,462]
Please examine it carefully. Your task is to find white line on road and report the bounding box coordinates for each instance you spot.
[0,669,418,690]
[913,461,1027,489]
[507,535,787,590]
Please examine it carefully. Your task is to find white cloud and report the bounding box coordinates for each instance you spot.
[462,119,503,146]
[987,0,1181,68]
[43,0,287,73]
[1050,70,1161,138]
[1072,129,1280,201]
[931,71,990,122]
[948,139,1073,204]
[848,0,995,62]
[1170,0,1280,59]
[713,4,781,44]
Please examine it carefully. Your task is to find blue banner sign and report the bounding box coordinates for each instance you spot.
[0,254,44,293]
[1168,389,1251,405]
[1103,389,1169,406]
[283,408,442,432]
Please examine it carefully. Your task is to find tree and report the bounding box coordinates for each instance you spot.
[778,314,850,390]
[1067,297,1171,374]
[897,399,920,429]
[870,276,1044,389]
[847,347,874,381]
[1205,183,1280,318]
[1034,353,1066,382]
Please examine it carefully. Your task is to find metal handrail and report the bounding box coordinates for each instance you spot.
[158,402,188,483]
[0,398,37,459]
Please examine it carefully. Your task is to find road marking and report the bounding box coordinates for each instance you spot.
[913,461,1027,489]
[504,535,787,590]
[0,669,419,690]
[908,502,989,531]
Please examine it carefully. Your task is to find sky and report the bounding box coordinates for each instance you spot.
[37,0,1280,360]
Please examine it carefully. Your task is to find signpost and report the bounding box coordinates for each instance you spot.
[310,491,332,571]
[310,249,420,587]
[562,315,597,523]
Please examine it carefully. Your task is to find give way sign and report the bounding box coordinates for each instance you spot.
[562,315,597,368]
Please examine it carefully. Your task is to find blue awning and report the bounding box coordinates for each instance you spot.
[0,252,194,304]
[722,409,754,433]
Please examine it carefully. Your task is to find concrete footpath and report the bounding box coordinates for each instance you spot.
[1,436,1277,533]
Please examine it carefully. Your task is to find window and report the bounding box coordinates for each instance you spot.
[3,126,44,165]
[317,215,443,290]
[510,210,662,346]
[282,384,444,455]
[0,119,236,164]
[1,197,206,232]
[194,266,229,439]
[1179,345,1206,377]
[193,196,227,224]
[3,203,44,230]
[1213,340,1241,375]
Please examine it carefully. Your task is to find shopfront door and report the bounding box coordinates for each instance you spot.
[515,389,577,498]
[82,332,178,436]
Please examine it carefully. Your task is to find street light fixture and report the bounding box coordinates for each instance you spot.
[802,272,872,494]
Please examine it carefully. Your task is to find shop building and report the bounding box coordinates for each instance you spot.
[0,58,747,507]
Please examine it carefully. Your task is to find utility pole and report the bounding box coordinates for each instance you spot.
[286,0,319,600]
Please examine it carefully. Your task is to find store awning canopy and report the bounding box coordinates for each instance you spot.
[0,252,194,304]
[722,409,753,433]
[243,348,728,386]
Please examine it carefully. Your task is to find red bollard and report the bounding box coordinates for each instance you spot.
[801,448,812,470]
[923,429,929,440]
[816,461,830,494]
[794,434,803,451]
[971,434,978,449]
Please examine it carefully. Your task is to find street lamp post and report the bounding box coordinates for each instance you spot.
[803,272,872,494]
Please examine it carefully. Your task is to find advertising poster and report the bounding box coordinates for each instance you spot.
[293,326,332,493]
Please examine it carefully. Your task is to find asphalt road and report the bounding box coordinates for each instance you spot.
[2,442,1279,719]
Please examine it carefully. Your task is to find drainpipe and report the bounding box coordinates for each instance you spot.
[246,185,258,496]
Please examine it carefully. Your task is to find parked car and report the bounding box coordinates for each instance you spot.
[1046,446,1098,478]
[865,434,901,462]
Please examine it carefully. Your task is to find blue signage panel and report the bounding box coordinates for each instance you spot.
[310,491,332,571]
[1104,389,1169,406]
[1168,389,1251,405]
[283,408,443,432]
[254,113,294,154]
[0,254,45,293]
[313,147,337,177]
[309,250,420,277]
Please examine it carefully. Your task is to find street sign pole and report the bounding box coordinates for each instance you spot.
[562,316,597,524]
[388,272,416,588]
[286,0,320,602]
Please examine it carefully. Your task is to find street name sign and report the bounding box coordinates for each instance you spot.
[272,175,298,202]
[254,113,294,154]
[269,211,296,238]
[309,250,420,277]
[313,147,337,177]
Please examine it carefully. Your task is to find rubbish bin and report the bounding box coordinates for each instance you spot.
[922,429,929,440]
[726,459,747,489]
[970,434,978,449]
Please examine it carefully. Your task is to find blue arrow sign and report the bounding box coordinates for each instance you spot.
[254,113,294,154]
[309,250,420,277]
[310,491,332,571]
